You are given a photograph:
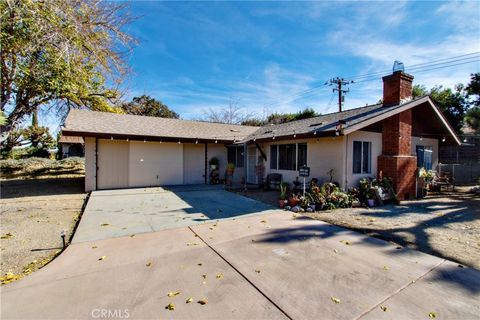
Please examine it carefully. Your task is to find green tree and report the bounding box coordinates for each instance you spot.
[121,95,179,118]
[464,107,480,133]
[266,108,319,125]
[0,0,136,129]
[465,73,480,108]
[412,84,467,133]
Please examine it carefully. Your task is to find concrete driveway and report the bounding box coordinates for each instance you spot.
[2,187,479,319]
[73,185,276,243]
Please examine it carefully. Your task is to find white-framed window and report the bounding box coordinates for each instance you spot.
[353,141,371,174]
[270,143,307,171]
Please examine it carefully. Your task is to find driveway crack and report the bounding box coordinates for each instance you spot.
[355,259,447,320]
[187,226,293,320]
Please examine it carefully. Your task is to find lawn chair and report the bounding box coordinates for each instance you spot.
[266,173,282,190]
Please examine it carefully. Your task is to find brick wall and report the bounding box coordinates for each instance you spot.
[378,71,417,200]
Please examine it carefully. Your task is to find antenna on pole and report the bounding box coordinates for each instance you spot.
[326,77,354,112]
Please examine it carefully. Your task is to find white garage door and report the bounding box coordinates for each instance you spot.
[129,141,183,187]
[97,139,129,190]
[183,144,205,184]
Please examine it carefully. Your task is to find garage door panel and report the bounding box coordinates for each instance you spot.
[129,142,183,187]
[183,144,205,184]
[97,139,129,190]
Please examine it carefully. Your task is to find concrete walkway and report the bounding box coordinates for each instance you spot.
[2,190,479,319]
[73,185,275,243]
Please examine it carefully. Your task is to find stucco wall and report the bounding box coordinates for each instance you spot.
[258,137,346,188]
[183,143,205,184]
[84,137,96,192]
[411,136,439,169]
[345,130,383,189]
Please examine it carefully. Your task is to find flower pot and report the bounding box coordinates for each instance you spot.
[288,198,299,207]
[279,200,286,208]
[367,199,376,207]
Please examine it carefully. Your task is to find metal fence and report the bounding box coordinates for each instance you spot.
[438,163,480,184]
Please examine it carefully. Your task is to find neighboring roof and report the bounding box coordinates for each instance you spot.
[58,135,84,144]
[62,109,259,142]
[239,96,461,145]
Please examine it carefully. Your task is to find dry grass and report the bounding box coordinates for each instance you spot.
[0,157,85,180]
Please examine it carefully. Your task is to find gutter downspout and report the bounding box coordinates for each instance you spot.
[95,137,98,191]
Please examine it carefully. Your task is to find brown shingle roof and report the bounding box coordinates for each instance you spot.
[62,109,259,142]
[238,97,429,143]
[58,135,84,144]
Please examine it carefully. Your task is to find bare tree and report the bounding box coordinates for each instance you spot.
[203,101,256,124]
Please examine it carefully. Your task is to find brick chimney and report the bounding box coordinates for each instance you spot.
[382,71,414,107]
[378,70,417,200]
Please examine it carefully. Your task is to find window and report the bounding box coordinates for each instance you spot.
[416,145,432,170]
[270,143,307,171]
[270,145,278,169]
[297,143,307,167]
[227,146,244,168]
[353,141,371,174]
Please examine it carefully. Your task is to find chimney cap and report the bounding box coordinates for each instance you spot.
[393,60,405,73]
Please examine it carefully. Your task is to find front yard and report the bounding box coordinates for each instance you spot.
[238,188,480,269]
[0,178,86,284]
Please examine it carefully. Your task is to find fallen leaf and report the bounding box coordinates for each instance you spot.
[333,249,338,254]
[129,234,135,237]
[197,263,203,266]
[340,240,351,245]
[165,303,175,310]
[331,297,341,304]
[369,218,376,222]
[202,274,207,279]
[167,291,181,297]
[251,239,256,242]
[383,265,389,271]
[260,220,267,223]
[380,305,388,312]
[100,223,109,227]
[216,273,224,279]
[92,246,97,249]
[186,297,193,303]
[197,299,208,305]
[255,269,261,273]
[1,233,13,239]
[98,256,106,261]
[428,312,436,318]
[146,262,152,267]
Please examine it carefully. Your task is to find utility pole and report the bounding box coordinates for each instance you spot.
[327,78,353,112]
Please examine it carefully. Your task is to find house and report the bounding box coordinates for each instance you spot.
[58,135,84,158]
[62,70,460,200]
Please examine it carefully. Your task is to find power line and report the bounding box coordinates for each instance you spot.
[327,78,353,112]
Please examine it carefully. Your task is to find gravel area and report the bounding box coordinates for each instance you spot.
[0,178,86,284]
[237,188,480,270]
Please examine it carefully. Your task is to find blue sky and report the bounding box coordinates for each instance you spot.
[44,1,480,130]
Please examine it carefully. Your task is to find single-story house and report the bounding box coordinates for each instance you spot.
[58,135,84,158]
[62,70,460,200]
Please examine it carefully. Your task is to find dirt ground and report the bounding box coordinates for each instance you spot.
[0,178,86,284]
[238,187,480,270]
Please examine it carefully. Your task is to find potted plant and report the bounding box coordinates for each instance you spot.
[288,193,300,207]
[367,188,377,207]
[226,162,235,176]
[209,157,219,170]
[279,183,288,208]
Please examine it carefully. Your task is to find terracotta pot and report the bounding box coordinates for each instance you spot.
[279,200,286,208]
[288,198,299,207]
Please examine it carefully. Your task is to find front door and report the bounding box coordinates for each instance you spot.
[247,145,257,184]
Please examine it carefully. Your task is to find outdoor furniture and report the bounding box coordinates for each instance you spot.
[266,173,282,190]
[432,171,455,192]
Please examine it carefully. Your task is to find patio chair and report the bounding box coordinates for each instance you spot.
[266,173,282,190]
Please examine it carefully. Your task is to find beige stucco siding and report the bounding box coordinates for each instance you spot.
[183,143,205,184]
[84,137,96,192]
[411,136,439,169]
[97,139,129,189]
[129,141,183,187]
[258,137,346,188]
[345,131,383,189]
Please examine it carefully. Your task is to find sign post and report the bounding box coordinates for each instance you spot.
[298,166,310,195]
